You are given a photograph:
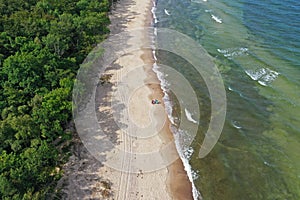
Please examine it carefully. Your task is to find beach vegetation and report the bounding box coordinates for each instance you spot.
[99,74,112,85]
[0,0,112,198]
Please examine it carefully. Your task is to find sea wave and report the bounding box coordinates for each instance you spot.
[151,3,159,24]
[217,47,248,58]
[185,108,198,124]
[153,61,200,199]
[152,63,175,124]
[192,169,200,180]
[151,2,201,199]
[231,120,242,129]
[211,14,222,23]
[228,86,233,91]
[153,62,202,200]
[164,8,171,16]
[245,67,279,86]
[191,0,207,3]
[184,146,194,160]
[173,129,202,200]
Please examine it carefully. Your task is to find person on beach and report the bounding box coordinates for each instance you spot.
[152,99,161,104]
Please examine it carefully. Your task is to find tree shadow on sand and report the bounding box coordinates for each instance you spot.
[95,62,128,146]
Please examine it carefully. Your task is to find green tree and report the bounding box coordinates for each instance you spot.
[0,0,112,198]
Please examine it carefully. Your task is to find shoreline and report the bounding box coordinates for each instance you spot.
[145,2,195,200]
[109,0,194,199]
[57,0,194,199]
[111,0,193,200]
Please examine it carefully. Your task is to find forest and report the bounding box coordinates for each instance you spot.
[0,0,113,199]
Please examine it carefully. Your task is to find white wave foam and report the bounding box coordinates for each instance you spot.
[152,63,175,124]
[164,9,171,16]
[217,47,248,58]
[150,7,200,198]
[151,5,159,24]
[258,80,268,86]
[152,50,157,61]
[263,161,276,167]
[152,63,201,199]
[184,146,194,160]
[151,6,156,15]
[185,108,198,124]
[211,14,222,23]
[261,70,279,84]
[154,27,157,36]
[245,68,279,86]
[174,130,202,200]
[191,0,207,3]
[217,48,226,54]
[152,0,156,7]
[245,68,266,81]
[232,120,242,129]
[192,169,199,180]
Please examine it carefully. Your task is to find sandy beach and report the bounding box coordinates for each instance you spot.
[58,0,193,199]
[104,0,193,199]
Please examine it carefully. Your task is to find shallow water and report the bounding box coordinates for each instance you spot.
[153,0,300,199]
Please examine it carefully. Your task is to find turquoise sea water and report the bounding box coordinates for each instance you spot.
[153,0,300,199]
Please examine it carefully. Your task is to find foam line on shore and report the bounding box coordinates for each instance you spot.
[152,60,201,200]
[150,2,201,199]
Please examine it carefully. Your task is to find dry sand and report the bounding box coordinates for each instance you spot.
[57,0,193,199]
